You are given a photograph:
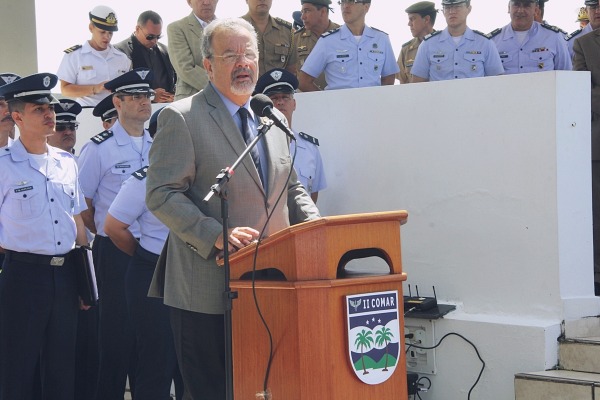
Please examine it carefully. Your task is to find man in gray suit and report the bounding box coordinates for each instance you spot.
[168,0,218,100]
[573,0,600,295]
[146,17,320,399]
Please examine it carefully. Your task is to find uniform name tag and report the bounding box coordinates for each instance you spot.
[14,186,33,193]
[81,66,94,71]
[336,54,350,59]
[115,164,131,169]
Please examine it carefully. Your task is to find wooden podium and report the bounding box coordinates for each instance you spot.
[228,211,409,399]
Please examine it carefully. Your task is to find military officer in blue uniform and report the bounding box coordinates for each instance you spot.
[411,0,504,82]
[298,0,399,91]
[47,99,82,155]
[93,93,118,130]
[489,0,571,75]
[77,67,154,400]
[255,68,327,202]
[0,73,89,400]
[0,73,20,150]
[105,148,183,399]
[0,73,20,268]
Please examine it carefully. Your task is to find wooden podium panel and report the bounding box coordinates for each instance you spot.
[228,211,409,399]
[226,211,408,281]
[231,275,408,399]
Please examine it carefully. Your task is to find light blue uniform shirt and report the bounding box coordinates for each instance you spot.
[301,24,400,90]
[290,130,326,194]
[77,119,152,237]
[566,24,593,59]
[108,167,167,255]
[491,22,572,74]
[0,141,86,255]
[411,27,504,81]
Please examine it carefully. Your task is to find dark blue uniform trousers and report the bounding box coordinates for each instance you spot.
[93,235,136,400]
[126,245,183,400]
[0,254,79,400]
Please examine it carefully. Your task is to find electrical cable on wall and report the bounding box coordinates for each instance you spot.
[405,332,485,400]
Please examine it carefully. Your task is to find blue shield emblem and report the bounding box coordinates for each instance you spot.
[346,290,400,384]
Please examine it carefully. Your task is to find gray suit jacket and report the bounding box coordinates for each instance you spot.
[573,29,600,159]
[146,83,320,314]
[168,12,209,100]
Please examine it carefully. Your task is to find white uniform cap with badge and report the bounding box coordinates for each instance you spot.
[89,5,119,32]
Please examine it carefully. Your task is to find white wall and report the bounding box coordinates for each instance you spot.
[292,71,600,399]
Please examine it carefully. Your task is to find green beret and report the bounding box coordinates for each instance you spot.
[405,1,436,14]
[301,0,332,5]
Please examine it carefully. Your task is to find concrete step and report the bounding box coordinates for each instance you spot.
[559,337,600,374]
[515,370,600,400]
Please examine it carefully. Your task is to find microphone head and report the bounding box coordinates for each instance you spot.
[250,94,274,118]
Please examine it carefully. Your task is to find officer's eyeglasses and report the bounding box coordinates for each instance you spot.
[269,94,294,103]
[443,3,467,12]
[211,52,258,64]
[117,92,156,102]
[56,123,79,132]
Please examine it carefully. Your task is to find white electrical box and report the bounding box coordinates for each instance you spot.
[405,319,436,375]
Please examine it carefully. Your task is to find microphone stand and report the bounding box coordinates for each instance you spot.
[203,120,274,400]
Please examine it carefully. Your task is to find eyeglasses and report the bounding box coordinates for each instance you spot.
[117,92,155,102]
[56,123,79,132]
[443,3,467,11]
[269,94,294,103]
[338,0,367,4]
[138,26,162,41]
[211,51,258,64]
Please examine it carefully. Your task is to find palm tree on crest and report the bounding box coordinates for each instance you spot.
[375,326,394,371]
[354,329,374,375]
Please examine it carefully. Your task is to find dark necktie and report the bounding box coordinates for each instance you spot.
[238,107,263,185]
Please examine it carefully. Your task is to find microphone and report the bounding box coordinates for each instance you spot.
[250,94,296,141]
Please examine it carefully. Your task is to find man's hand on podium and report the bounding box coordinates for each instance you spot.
[215,226,260,260]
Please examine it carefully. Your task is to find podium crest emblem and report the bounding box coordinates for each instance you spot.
[346,290,400,385]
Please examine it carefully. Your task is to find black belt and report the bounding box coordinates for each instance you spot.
[5,250,70,267]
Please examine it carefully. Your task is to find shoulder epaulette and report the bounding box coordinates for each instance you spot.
[541,22,561,34]
[402,39,413,48]
[424,30,442,41]
[370,26,389,35]
[473,30,491,39]
[274,17,293,29]
[132,166,148,180]
[293,26,306,36]
[321,27,340,38]
[488,28,502,39]
[299,132,319,146]
[63,44,82,54]
[565,28,583,41]
[90,130,114,144]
